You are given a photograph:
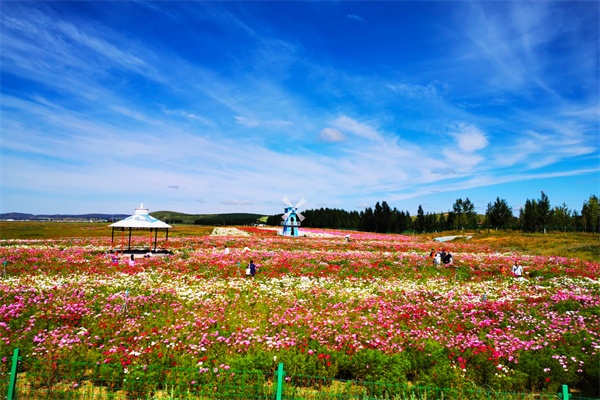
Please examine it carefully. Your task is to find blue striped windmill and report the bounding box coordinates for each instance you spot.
[281,197,306,237]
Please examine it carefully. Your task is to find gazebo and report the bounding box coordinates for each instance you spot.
[109,204,172,253]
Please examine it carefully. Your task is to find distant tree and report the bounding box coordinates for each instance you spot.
[438,212,447,231]
[451,199,464,228]
[360,207,375,232]
[416,205,425,232]
[551,203,573,232]
[463,198,478,227]
[571,210,583,231]
[372,202,382,232]
[381,201,392,232]
[485,197,514,228]
[519,199,537,232]
[581,194,600,233]
[519,192,553,232]
[537,192,552,232]
[373,201,392,233]
[393,209,411,232]
[266,214,282,226]
[424,212,437,232]
[300,207,360,230]
[449,198,477,229]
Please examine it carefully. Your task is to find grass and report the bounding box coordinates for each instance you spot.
[0,221,213,240]
[1,222,598,261]
[467,230,600,262]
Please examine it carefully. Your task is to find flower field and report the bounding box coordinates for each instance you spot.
[1,227,599,398]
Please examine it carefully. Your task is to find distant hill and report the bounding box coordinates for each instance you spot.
[151,211,265,225]
[1,211,267,225]
[0,212,129,221]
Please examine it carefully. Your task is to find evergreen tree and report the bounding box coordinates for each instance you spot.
[396,210,410,232]
[381,201,392,232]
[551,203,572,232]
[451,199,465,228]
[424,212,436,232]
[582,195,600,233]
[373,201,392,233]
[450,198,477,229]
[360,207,376,232]
[520,192,552,232]
[463,198,478,227]
[485,197,513,228]
[416,205,425,232]
[537,192,552,232]
[438,212,447,231]
[519,198,537,232]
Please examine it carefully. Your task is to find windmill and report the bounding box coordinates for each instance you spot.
[280,197,306,237]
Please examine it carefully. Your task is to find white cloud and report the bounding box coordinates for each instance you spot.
[347,14,365,22]
[332,115,381,141]
[235,115,292,129]
[442,149,484,171]
[162,108,215,126]
[222,199,255,205]
[319,128,344,142]
[235,116,259,127]
[387,83,438,99]
[450,123,489,152]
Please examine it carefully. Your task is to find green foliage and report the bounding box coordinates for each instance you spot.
[343,350,411,384]
[582,195,600,233]
[150,211,265,226]
[485,197,515,228]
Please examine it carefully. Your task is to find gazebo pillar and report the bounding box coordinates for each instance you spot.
[120,228,125,253]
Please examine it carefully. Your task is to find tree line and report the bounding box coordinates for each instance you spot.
[266,193,600,233]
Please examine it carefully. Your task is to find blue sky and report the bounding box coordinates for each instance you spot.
[1,1,598,217]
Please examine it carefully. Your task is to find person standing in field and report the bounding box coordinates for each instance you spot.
[512,260,523,277]
[246,260,256,277]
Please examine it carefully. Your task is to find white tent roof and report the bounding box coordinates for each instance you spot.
[109,204,172,229]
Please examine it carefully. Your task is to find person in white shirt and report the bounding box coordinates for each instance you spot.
[512,261,523,277]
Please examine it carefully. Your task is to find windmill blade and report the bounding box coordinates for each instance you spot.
[295,198,306,208]
[282,211,292,220]
[282,196,293,207]
[297,212,306,222]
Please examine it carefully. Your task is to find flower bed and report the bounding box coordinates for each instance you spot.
[1,229,598,396]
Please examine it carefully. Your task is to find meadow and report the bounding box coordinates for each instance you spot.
[0,222,598,398]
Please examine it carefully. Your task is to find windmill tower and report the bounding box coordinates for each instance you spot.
[280,197,306,237]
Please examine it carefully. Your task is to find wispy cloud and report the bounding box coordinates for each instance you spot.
[347,14,365,22]
[1,1,597,215]
[330,116,381,141]
[319,128,344,142]
[387,83,439,99]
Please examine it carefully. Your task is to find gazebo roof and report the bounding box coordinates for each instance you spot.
[109,204,172,229]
